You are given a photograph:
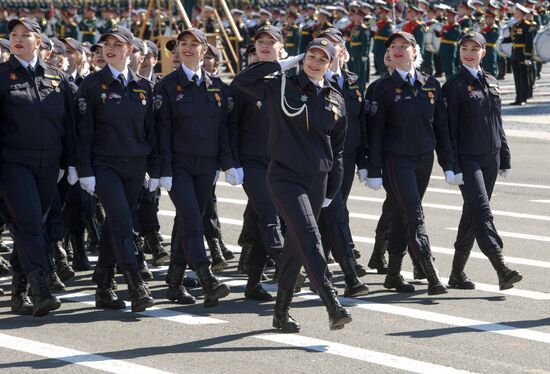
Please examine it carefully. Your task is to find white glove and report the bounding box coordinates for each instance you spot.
[236,167,244,184]
[67,166,78,185]
[356,169,368,184]
[148,178,160,192]
[278,54,304,71]
[160,176,173,192]
[224,168,241,186]
[454,172,464,186]
[524,59,532,65]
[213,170,220,185]
[499,169,511,178]
[444,170,456,185]
[79,176,96,195]
[322,198,332,208]
[58,169,65,183]
[365,177,383,191]
[361,56,368,62]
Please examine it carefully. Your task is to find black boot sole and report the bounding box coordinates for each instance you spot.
[152,253,171,267]
[11,304,34,315]
[131,297,154,312]
[167,289,196,304]
[344,284,370,298]
[211,260,228,273]
[383,280,415,293]
[500,273,523,290]
[222,251,235,260]
[427,284,448,295]
[448,279,475,290]
[273,318,301,333]
[367,259,388,274]
[204,284,231,308]
[96,300,126,309]
[33,298,61,317]
[245,288,274,302]
[329,310,352,330]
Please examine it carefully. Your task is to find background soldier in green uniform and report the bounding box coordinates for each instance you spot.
[438,8,462,79]
[284,10,301,56]
[373,6,392,76]
[79,6,98,43]
[481,10,500,76]
[349,8,370,89]
[58,10,79,39]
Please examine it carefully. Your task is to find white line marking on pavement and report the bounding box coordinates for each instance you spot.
[426,187,462,195]
[282,288,550,345]
[530,199,550,204]
[445,227,550,243]
[400,272,550,301]
[157,211,550,270]
[430,176,550,190]
[60,292,227,325]
[0,332,172,374]
[257,334,478,374]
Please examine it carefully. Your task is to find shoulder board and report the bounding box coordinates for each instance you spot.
[524,20,532,25]
[132,88,147,93]
[44,73,61,80]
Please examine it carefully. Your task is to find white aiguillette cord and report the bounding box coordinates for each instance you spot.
[280,73,309,131]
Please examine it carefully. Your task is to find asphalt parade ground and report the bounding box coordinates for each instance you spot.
[0,67,549,374]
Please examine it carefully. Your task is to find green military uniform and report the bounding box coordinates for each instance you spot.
[481,25,500,76]
[58,18,79,39]
[0,18,7,39]
[373,19,393,75]
[300,15,315,53]
[349,22,370,89]
[422,19,437,75]
[411,21,426,55]
[503,18,535,104]
[79,16,98,43]
[284,23,302,56]
[458,15,473,32]
[439,22,462,79]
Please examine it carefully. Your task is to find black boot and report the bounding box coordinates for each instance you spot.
[0,256,10,277]
[272,287,300,333]
[218,232,235,260]
[352,255,368,277]
[410,249,426,280]
[123,270,154,312]
[136,244,153,281]
[95,267,126,309]
[166,265,196,304]
[245,262,273,301]
[27,270,61,316]
[448,250,475,289]
[46,269,66,293]
[0,237,10,253]
[70,233,91,271]
[196,265,230,308]
[10,272,33,315]
[486,249,523,290]
[207,238,228,273]
[237,243,252,274]
[63,234,73,261]
[418,256,448,295]
[52,241,75,282]
[317,284,352,330]
[383,254,415,293]
[367,239,388,274]
[339,255,369,297]
[144,231,170,266]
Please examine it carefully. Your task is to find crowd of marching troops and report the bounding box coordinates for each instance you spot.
[0,0,537,331]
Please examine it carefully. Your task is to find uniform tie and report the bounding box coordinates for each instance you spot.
[117,73,126,87]
[27,65,35,80]
[191,74,199,86]
[332,73,342,89]
[406,73,414,86]
[477,71,487,89]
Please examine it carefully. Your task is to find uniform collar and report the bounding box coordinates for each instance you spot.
[390,68,427,87]
[101,65,139,87]
[180,63,203,84]
[8,54,48,74]
[459,65,479,85]
[108,64,130,84]
[462,64,481,79]
[297,70,331,93]
[396,67,416,84]
[13,54,38,70]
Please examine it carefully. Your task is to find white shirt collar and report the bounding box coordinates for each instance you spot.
[309,78,324,89]
[463,64,481,78]
[15,55,38,70]
[108,64,129,85]
[396,67,416,85]
[180,63,202,84]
